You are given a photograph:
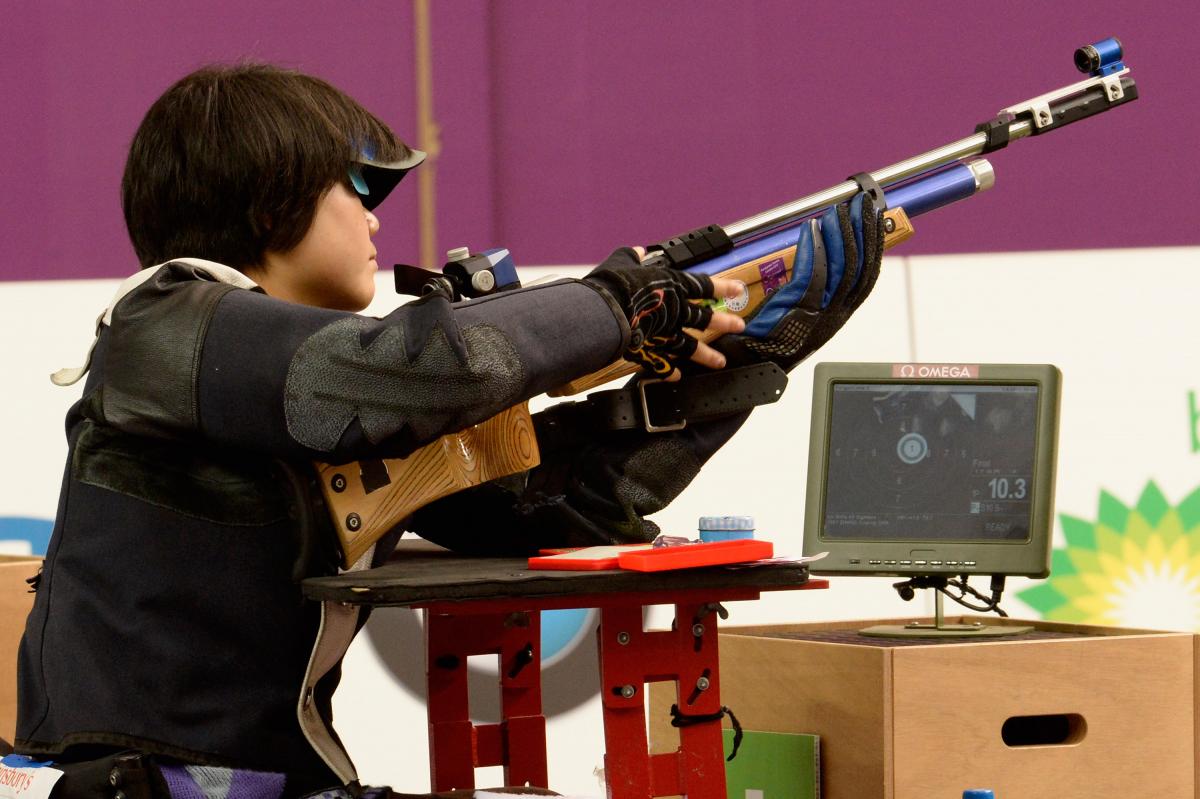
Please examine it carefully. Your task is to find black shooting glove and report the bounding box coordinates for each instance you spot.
[583,247,716,376]
[714,191,884,371]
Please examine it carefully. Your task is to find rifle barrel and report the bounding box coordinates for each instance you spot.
[725,44,1138,243]
[724,120,1033,243]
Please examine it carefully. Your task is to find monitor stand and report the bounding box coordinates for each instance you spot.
[860,587,1033,639]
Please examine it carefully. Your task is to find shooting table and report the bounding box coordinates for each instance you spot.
[303,540,825,799]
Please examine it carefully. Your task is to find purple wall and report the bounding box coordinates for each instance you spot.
[2,1,1195,281]
[0,1,420,281]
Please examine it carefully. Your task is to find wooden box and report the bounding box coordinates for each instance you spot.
[649,617,1197,799]
[0,556,40,748]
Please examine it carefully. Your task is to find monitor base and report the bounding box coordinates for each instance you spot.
[859,621,1033,638]
[860,584,1033,638]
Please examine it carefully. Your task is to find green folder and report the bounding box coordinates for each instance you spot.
[722,729,820,799]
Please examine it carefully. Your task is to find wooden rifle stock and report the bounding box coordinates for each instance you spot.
[316,404,539,567]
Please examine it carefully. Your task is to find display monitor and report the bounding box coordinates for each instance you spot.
[802,362,1061,580]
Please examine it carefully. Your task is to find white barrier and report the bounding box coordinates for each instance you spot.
[3,246,1197,793]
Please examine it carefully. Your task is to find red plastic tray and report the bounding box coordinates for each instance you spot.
[527,545,650,571]
[617,539,773,572]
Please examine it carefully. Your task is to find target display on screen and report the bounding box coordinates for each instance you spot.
[822,384,1039,541]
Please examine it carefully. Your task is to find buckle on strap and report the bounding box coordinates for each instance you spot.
[585,363,788,433]
[638,378,687,433]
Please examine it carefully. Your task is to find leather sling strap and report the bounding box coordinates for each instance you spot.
[586,362,788,432]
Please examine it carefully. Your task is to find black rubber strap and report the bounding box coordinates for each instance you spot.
[848,172,887,211]
[670,703,744,761]
[588,363,788,432]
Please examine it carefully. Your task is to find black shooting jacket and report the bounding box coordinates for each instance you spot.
[17,260,745,793]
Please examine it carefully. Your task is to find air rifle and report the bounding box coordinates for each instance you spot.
[319,38,1139,566]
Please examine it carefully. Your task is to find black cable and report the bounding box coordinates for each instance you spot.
[935,585,997,614]
[935,575,1009,617]
[891,574,1012,617]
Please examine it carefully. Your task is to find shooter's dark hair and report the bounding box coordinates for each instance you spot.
[121,63,414,269]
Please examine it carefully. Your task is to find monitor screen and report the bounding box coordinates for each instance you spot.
[823,383,1038,543]
[803,363,1060,577]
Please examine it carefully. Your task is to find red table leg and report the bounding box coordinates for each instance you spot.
[425,609,548,791]
[597,601,729,799]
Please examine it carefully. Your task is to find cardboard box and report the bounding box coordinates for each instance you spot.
[650,617,1197,799]
[0,556,41,748]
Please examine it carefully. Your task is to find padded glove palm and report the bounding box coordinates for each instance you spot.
[715,192,884,371]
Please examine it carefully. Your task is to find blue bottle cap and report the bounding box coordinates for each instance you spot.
[698,515,755,531]
[698,516,755,543]
[962,791,995,799]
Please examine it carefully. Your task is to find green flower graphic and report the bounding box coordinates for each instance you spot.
[1019,482,1200,630]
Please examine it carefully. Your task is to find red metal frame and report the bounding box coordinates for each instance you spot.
[597,599,728,799]
[420,581,827,797]
[425,610,547,790]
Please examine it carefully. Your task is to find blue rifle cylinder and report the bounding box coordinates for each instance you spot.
[883,160,992,217]
[685,160,994,277]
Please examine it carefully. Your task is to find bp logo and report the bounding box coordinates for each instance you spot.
[1019,481,1200,630]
